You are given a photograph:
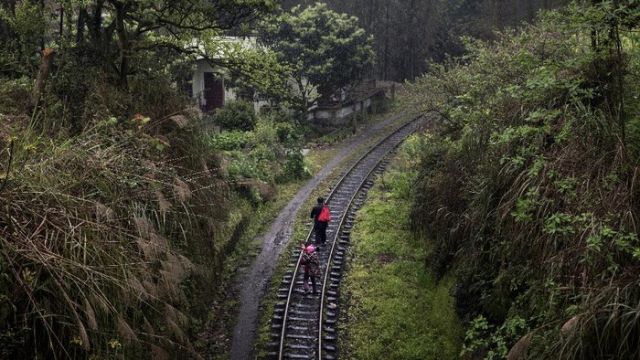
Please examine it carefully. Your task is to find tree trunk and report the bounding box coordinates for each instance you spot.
[383,2,390,80]
[31,48,55,108]
[92,0,105,42]
[77,8,86,44]
[611,0,626,142]
[58,5,64,39]
[114,1,129,88]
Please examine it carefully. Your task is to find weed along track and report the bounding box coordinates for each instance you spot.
[266,117,424,360]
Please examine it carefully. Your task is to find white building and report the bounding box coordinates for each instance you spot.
[191,59,235,113]
[191,37,270,114]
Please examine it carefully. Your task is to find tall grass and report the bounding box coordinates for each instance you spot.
[0,114,230,358]
[341,137,462,360]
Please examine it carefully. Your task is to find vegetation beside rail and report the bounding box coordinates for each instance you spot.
[201,104,401,358]
[340,135,462,360]
[407,2,640,359]
[0,0,384,357]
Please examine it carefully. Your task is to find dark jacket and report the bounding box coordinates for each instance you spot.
[310,204,324,225]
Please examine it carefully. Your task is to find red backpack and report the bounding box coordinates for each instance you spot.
[318,205,331,222]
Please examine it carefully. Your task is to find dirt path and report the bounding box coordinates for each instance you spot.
[229,113,407,360]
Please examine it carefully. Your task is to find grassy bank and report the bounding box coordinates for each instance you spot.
[406,3,640,358]
[195,178,306,358]
[0,114,237,358]
[340,135,462,360]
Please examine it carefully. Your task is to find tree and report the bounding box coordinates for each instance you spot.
[217,41,295,111]
[260,3,375,110]
[281,0,570,81]
[70,0,277,88]
[0,0,278,131]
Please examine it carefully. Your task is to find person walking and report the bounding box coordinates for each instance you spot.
[310,197,331,246]
[300,244,320,295]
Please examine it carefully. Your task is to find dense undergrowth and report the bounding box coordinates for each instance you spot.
[0,84,308,359]
[0,110,229,358]
[341,135,462,360]
[406,2,640,359]
[207,104,309,187]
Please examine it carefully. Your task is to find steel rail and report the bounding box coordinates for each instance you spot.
[316,120,418,359]
[276,116,422,360]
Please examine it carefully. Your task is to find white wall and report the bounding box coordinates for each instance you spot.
[192,60,215,110]
[306,98,374,126]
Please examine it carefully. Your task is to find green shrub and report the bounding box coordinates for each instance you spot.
[260,108,295,122]
[209,131,250,151]
[214,100,257,131]
[626,115,640,159]
[279,150,310,181]
[274,122,300,145]
[227,151,261,179]
[251,117,278,145]
[212,113,305,184]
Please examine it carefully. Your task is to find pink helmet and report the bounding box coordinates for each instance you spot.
[304,245,315,254]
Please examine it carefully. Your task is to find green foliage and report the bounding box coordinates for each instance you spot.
[0,1,295,358]
[0,77,31,115]
[0,0,277,132]
[209,131,251,151]
[0,0,46,72]
[461,315,529,359]
[261,2,375,108]
[211,114,307,185]
[280,150,311,181]
[462,316,492,357]
[406,2,640,359]
[281,0,568,81]
[222,44,295,109]
[274,121,297,144]
[342,143,462,359]
[214,101,257,131]
[625,113,640,157]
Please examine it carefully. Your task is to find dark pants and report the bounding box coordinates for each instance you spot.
[314,221,327,244]
[304,271,316,294]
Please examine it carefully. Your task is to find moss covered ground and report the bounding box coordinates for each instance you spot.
[340,136,463,360]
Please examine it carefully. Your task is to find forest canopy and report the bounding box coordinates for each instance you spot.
[282,0,569,80]
[0,0,277,131]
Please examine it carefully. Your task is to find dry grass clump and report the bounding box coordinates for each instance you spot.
[0,112,229,358]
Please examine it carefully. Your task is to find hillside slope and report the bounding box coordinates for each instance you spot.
[407,3,640,359]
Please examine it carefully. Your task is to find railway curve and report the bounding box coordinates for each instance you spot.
[266,116,425,360]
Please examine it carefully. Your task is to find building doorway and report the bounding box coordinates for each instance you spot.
[203,72,224,112]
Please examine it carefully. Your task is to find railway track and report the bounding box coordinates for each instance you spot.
[266,117,424,360]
